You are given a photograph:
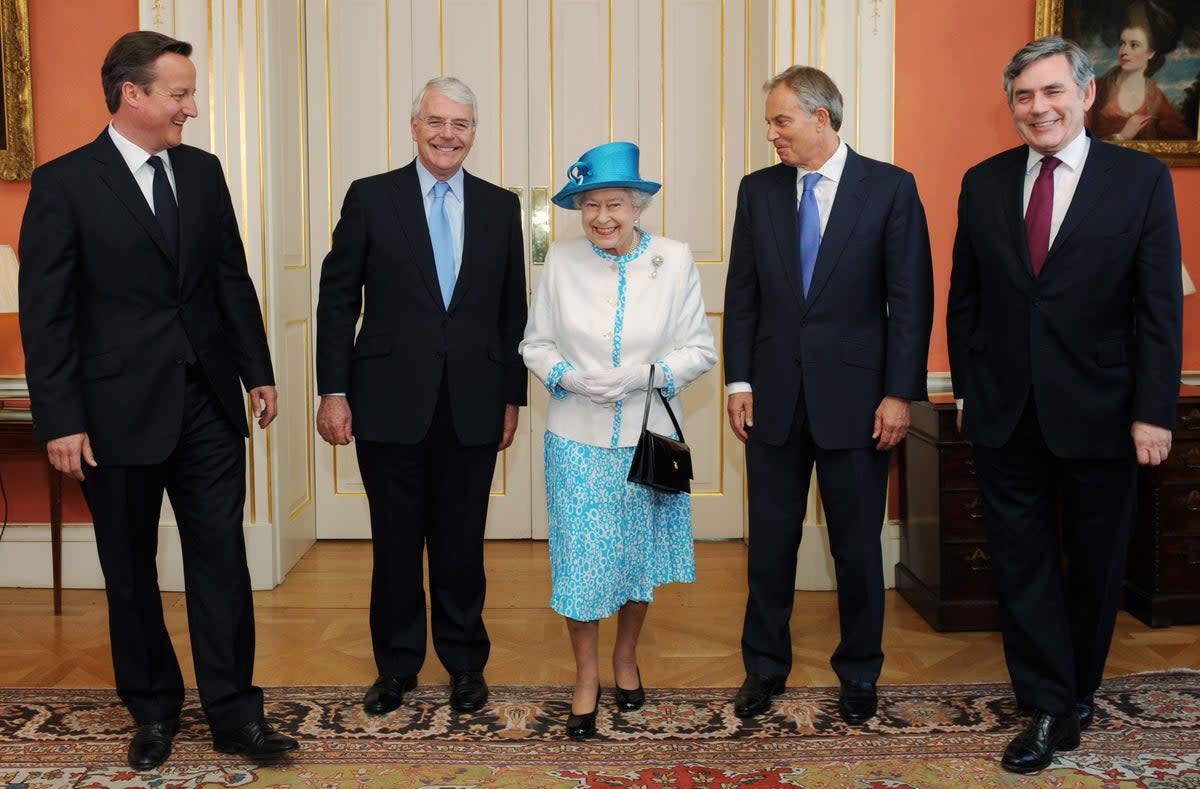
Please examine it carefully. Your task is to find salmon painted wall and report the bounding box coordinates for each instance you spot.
[0,1,138,523]
[896,1,1200,374]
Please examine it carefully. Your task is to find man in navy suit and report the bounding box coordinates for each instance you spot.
[723,66,933,724]
[18,31,297,770]
[948,37,1182,774]
[316,77,527,717]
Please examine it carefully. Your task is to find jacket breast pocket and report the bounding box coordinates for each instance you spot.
[81,350,123,381]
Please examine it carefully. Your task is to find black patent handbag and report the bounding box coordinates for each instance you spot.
[627,365,693,494]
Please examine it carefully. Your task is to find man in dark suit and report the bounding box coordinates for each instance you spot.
[723,66,933,724]
[948,37,1182,774]
[17,32,298,770]
[316,76,527,716]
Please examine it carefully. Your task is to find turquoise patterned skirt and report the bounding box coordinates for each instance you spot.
[544,430,696,621]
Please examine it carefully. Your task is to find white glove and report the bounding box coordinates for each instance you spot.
[559,370,597,397]
[588,365,657,404]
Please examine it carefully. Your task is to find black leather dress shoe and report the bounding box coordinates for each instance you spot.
[566,686,601,740]
[1077,694,1095,731]
[363,675,418,715]
[1001,711,1080,774]
[614,667,645,712]
[449,671,489,712]
[212,719,299,759]
[838,679,878,725]
[733,674,786,718]
[128,718,179,771]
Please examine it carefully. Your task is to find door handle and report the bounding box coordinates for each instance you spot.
[532,186,550,264]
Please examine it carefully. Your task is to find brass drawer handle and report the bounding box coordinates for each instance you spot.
[964,496,984,519]
[1186,491,1200,513]
[965,547,990,572]
[1182,409,1200,431]
[1184,447,1200,470]
[963,457,976,476]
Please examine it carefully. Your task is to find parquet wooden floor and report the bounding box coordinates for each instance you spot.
[0,540,1196,691]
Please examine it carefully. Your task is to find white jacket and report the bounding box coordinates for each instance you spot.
[521,234,718,448]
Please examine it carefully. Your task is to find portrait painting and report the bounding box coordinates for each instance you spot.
[1037,0,1200,164]
[0,0,34,181]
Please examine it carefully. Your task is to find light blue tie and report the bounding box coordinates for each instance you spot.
[429,180,456,308]
[797,172,822,298]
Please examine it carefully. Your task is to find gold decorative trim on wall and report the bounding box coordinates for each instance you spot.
[0,0,34,180]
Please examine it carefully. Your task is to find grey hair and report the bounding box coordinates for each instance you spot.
[1003,36,1094,105]
[764,66,844,132]
[410,76,478,125]
[572,188,655,210]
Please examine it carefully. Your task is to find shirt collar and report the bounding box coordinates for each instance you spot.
[796,138,848,186]
[415,158,465,201]
[108,122,171,175]
[1025,129,1088,175]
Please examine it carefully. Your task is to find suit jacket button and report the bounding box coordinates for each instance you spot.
[435,350,445,358]
[800,319,808,327]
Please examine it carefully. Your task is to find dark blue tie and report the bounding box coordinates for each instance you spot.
[146,155,179,260]
[797,172,821,298]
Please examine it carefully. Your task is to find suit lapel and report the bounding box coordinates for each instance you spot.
[388,163,445,309]
[449,171,491,311]
[765,164,806,307]
[168,147,195,281]
[1045,137,1110,271]
[803,147,866,313]
[90,131,176,263]
[1005,148,1035,279]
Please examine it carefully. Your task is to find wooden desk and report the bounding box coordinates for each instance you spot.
[0,420,63,614]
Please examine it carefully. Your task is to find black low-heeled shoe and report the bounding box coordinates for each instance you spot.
[614,668,645,712]
[566,686,600,739]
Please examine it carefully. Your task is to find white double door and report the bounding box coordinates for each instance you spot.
[308,0,767,540]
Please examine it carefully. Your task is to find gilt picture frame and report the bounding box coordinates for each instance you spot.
[0,0,33,181]
[1036,0,1200,165]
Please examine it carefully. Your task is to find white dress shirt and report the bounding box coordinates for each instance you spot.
[108,123,176,210]
[726,139,849,396]
[1022,129,1089,248]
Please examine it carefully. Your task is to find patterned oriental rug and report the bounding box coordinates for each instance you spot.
[1,672,1197,788]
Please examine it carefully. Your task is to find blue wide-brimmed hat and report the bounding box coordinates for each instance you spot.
[551,141,662,210]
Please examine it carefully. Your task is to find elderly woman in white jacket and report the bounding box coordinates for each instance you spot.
[520,141,717,739]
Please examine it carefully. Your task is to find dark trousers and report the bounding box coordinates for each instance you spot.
[972,399,1137,716]
[81,369,262,730]
[741,390,890,682]
[355,377,497,678]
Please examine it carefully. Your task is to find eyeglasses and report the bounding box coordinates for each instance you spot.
[420,116,474,134]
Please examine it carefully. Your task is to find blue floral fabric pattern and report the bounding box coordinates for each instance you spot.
[656,359,677,398]
[545,359,574,399]
[544,430,695,621]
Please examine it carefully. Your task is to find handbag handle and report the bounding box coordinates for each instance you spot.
[639,364,686,442]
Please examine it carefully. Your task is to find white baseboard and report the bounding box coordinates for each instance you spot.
[0,522,280,592]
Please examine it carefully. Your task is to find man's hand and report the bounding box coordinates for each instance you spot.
[250,385,278,428]
[727,392,754,442]
[317,395,354,445]
[1132,421,1172,466]
[873,396,911,451]
[46,432,97,481]
[499,404,519,451]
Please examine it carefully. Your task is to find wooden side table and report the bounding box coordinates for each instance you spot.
[0,420,63,614]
